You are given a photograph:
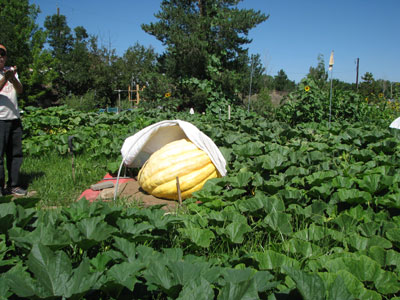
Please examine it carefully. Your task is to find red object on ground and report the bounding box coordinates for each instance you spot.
[78,173,134,202]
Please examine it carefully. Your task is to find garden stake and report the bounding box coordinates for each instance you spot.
[176,176,182,205]
[68,136,76,182]
[328,50,334,128]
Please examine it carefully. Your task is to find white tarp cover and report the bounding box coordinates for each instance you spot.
[389,117,400,129]
[120,120,227,176]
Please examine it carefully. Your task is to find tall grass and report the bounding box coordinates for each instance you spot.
[20,152,110,207]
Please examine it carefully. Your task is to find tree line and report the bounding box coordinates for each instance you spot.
[1,0,398,112]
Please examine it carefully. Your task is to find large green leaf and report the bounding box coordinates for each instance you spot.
[264,211,293,235]
[138,208,178,229]
[255,152,287,171]
[357,174,384,194]
[4,264,43,298]
[76,216,117,242]
[26,244,71,295]
[251,250,300,270]
[113,236,137,262]
[106,261,141,291]
[179,228,215,248]
[278,188,304,202]
[10,222,72,250]
[218,278,259,300]
[263,177,285,193]
[229,171,253,187]
[283,267,325,300]
[346,234,392,250]
[253,271,278,292]
[177,277,214,300]
[385,227,400,242]
[332,189,372,204]
[142,260,177,291]
[305,170,337,187]
[62,258,102,298]
[324,254,399,294]
[0,203,16,234]
[0,275,11,300]
[223,221,252,244]
[167,260,209,286]
[331,176,354,189]
[233,141,264,156]
[116,218,154,236]
[325,274,355,300]
[283,238,322,258]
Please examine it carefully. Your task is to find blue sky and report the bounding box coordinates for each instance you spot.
[30,0,400,83]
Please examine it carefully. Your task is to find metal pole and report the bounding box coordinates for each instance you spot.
[247,56,254,112]
[329,69,333,127]
[356,58,359,91]
[328,51,334,128]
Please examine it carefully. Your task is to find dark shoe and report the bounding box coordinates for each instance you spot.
[10,187,27,196]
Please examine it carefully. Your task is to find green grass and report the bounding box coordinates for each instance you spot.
[20,152,112,207]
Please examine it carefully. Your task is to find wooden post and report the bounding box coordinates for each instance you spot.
[228,105,231,120]
[176,177,182,205]
[136,84,140,105]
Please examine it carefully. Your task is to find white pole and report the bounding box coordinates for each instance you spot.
[228,105,231,120]
[247,56,254,112]
[328,51,334,127]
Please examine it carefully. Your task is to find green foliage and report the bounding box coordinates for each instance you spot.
[239,54,266,96]
[276,78,395,125]
[142,0,268,109]
[246,88,275,117]
[0,0,39,69]
[44,14,73,56]
[62,90,99,112]
[4,105,400,299]
[274,69,295,92]
[307,53,328,89]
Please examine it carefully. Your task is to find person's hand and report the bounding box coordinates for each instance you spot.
[4,66,17,82]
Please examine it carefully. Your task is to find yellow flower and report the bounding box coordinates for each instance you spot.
[304,86,310,92]
[365,97,368,102]
[164,92,171,98]
[378,93,384,98]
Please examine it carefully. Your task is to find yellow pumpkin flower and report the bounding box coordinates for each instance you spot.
[304,86,310,92]
[378,93,384,98]
[165,92,171,98]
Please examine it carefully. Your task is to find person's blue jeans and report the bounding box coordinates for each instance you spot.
[0,119,23,190]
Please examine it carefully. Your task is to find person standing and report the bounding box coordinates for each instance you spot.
[0,44,26,196]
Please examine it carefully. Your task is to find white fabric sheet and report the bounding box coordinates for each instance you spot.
[389,117,400,129]
[120,120,227,176]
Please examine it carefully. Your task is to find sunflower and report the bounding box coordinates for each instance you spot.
[164,92,171,98]
[304,86,310,92]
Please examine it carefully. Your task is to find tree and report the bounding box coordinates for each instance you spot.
[61,26,93,96]
[86,36,119,107]
[142,0,268,110]
[115,43,157,88]
[274,69,295,92]
[24,29,60,106]
[307,54,328,89]
[239,54,265,97]
[44,14,73,57]
[0,0,41,104]
[358,72,383,103]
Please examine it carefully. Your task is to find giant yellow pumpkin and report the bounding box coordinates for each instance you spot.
[138,139,219,200]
